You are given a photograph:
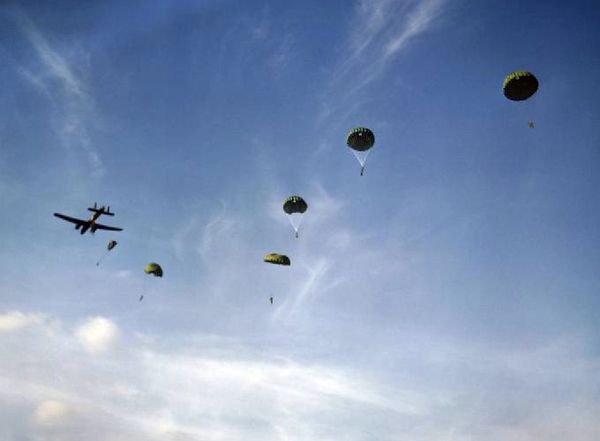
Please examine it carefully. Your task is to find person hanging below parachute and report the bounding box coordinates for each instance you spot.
[141,262,163,302]
[264,254,289,304]
[283,195,307,238]
[96,240,117,266]
[503,71,539,127]
[347,127,375,176]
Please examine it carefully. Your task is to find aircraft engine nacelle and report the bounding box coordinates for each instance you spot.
[75,224,81,230]
[91,225,97,234]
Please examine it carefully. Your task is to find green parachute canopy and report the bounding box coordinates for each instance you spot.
[283,196,307,238]
[264,253,291,266]
[144,262,163,277]
[346,127,375,175]
[283,196,308,215]
[96,240,118,266]
[503,71,539,101]
[346,127,375,152]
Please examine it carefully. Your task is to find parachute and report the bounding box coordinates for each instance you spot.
[144,262,163,277]
[264,253,291,266]
[346,127,375,175]
[503,71,539,101]
[503,71,539,127]
[283,195,307,238]
[140,262,163,302]
[96,240,118,266]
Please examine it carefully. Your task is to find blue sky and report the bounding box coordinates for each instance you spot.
[1,0,599,439]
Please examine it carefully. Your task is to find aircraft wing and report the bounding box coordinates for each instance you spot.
[94,223,123,232]
[54,213,85,225]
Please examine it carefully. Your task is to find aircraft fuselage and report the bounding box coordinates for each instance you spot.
[76,212,102,234]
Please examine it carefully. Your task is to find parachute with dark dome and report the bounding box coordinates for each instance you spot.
[283,195,308,238]
[283,196,307,215]
[347,127,375,152]
[503,71,539,101]
[346,127,375,175]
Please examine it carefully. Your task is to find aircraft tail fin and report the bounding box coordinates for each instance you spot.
[88,204,115,216]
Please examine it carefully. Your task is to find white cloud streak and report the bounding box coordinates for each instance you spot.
[321,0,446,122]
[198,201,237,261]
[384,0,444,58]
[16,12,105,177]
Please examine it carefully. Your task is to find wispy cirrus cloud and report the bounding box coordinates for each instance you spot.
[343,0,445,87]
[15,12,104,177]
[321,0,446,122]
[198,201,237,261]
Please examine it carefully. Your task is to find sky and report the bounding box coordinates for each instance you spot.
[1,0,599,439]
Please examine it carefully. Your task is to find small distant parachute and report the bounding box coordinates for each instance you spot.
[264,253,291,266]
[346,127,375,176]
[96,240,118,266]
[144,262,163,277]
[140,262,162,302]
[283,195,307,238]
[503,71,538,101]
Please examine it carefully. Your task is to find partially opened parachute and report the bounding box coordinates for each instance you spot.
[264,253,291,266]
[503,71,538,101]
[283,196,307,238]
[144,262,163,277]
[96,240,118,266]
[346,127,375,175]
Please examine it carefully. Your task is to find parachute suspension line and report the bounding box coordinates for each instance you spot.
[287,213,304,238]
[96,250,109,266]
[352,150,370,175]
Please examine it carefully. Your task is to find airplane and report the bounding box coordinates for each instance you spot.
[54,203,123,235]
